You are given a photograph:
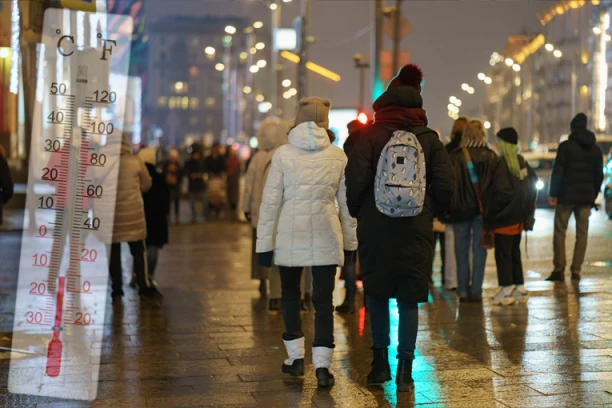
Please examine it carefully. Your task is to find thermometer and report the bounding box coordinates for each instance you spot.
[9,8,133,401]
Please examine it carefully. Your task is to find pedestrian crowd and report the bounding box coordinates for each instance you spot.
[0,60,605,394]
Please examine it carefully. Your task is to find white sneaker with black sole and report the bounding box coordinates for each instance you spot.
[491,286,515,306]
[511,285,529,303]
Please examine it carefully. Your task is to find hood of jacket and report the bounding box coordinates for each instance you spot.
[288,121,330,151]
[257,117,281,151]
[121,139,133,156]
[569,129,596,148]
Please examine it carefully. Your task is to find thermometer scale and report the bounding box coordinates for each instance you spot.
[9,8,133,401]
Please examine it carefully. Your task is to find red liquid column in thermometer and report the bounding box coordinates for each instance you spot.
[46,276,65,377]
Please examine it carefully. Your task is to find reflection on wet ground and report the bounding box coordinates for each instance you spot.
[0,209,611,407]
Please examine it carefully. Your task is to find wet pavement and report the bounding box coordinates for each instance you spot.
[1,208,612,407]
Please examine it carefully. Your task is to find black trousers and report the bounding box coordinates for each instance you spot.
[110,241,149,295]
[434,231,446,281]
[494,233,524,287]
[279,265,336,348]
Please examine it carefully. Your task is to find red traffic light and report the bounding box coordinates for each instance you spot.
[357,112,368,124]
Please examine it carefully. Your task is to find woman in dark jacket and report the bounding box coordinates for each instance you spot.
[448,120,498,303]
[483,128,537,305]
[0,145,14,224]
[138,148,170,287]
[346,64,455,391]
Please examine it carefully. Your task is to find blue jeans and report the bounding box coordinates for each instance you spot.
[369,297,418,360]
[453,216,487,297]
[188,191,208,220]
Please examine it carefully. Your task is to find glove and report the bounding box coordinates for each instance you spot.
[344,250,357,266]
[258,251,273,267]
[244,212,251,222]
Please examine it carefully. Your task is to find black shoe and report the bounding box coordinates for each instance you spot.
[335,289,356,314]
[259,279,267,296]
[469,294,483,302]
[571,273,581,281]
[140,287,163,299]
[546,271,565,281]
[367,348,391,385]
[396,358,414,392]
[268,298,280,313]
[458,293,469,303]
[315,367,335,387]
[281,358,304,377]
[300,300,310,312]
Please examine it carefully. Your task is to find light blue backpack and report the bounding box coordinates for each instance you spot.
[374,130,427,217]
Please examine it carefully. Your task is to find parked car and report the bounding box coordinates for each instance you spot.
[523,152,556,208]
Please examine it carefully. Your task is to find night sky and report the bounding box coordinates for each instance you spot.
[149,0,549,138]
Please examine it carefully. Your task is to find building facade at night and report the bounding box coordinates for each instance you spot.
[484,0,612,153]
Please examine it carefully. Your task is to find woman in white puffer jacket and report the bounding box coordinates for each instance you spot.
[256,97,357,387]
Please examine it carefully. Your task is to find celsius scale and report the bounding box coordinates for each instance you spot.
[9,8,133,401]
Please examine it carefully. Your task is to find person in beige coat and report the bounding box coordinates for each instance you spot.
[108,139,159,300]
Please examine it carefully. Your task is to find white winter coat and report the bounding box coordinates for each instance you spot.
[111,141,152,243]
[242,117,291,227]
[256,122,358,267]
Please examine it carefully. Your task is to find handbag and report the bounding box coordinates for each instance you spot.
[461,148,495,249]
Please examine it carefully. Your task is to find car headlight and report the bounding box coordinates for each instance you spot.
[536,179,545,190]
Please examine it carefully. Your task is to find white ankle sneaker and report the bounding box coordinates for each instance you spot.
[512,285,529,303]
[283,337,305,366]
[491,286,516,306]
[312,346,334,370]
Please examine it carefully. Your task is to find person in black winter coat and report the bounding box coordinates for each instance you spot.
[546,113,604,281]
[0,146,14,225]
[483,128,537,306]
[138,148,170,287]
[345,64,455,391]
[184,150,208,222]
[448,120,498,303]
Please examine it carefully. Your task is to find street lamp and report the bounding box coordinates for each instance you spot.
[255,42,265,50]
[249,65,260,73]
[224,25,236,35]
[253,21,263,29]
[553,49,562,58]
[505,58,514,66]
[257,59,267,68]
[270,3,278,10]
[512,63,521,72]
[484,77,492,85]
[477,73,486,80]
[282,79,291,87]
[205,46,215,55]
[545,43,554,51]
[215,63,224,71]
[484,121,491,129]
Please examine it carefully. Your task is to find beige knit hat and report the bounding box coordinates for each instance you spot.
[294,97,331,129]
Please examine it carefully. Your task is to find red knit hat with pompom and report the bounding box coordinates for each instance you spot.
[387,64,423,93]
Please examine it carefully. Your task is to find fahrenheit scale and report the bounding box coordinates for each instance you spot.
[9,9,133,401]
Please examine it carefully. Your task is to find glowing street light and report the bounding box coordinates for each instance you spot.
[461,83,469,91]
[257,59,267,68]
[0,48,9,59]
[205,46,215,55]
[270,3,278,10]
[449,96,457,104]
[282,79,291,87]
[484,77,492,85]
[467,87,475,94]
[255,94,265,102]
[477,73,486,81]
[545,43,554,51]
[505,58,514,66]
[249,65,260,73]
[512,64,521,72]
[253,21,263,29]
[255,42,265,50]
[250,47,257,54]
[454,99,462,107]
[239,52,248,60]
[553,49,562,58]
[224,25,236,35]
[593,27,602,34]
[215,63,225,71]
[484,121,491,129]
[283,92,291,99]
[288,88,297,96]
[243,86,252,94]
[174,81,184,91]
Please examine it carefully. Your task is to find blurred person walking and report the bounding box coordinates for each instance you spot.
[441,118,468,290]
[138,147,170,289]
[109,140,159,300]
[336,119,367,314]
[448,120,497,302]
[483,128,537,305]
[257,97,358,387]
[162,148,183,224]
[0,145,13,225]
[206,142,228,218]
[226,146,241,221]
[546,113,604,281]
[243,117,290,310]
[346,64,455,391]
[184,150,207,223]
